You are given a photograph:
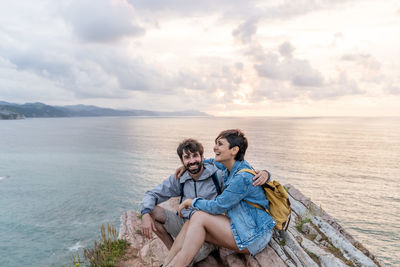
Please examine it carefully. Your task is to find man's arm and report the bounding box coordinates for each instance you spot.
[140,175,181,238]
[175,159,269,186]
[140,174,181,215]
[252,170,270,186]
[141,213,157,238]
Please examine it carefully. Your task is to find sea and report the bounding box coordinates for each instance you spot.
[0,117,399,267]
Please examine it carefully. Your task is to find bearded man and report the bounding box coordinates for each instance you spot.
[140,138,268,263]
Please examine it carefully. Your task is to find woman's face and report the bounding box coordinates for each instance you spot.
[213,137,234,163]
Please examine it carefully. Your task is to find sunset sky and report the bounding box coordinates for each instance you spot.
[0,0,399,116]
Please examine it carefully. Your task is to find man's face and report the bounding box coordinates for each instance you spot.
[181,150,203,175]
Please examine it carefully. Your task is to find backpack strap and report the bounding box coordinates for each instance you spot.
[238,168,257,176]
[211,172,222,195]
[239,168,272,216]
[244,200,271,216]
[179,182,185,204]
[179,172,222,204]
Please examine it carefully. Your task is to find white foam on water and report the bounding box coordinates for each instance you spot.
[68,241,83,251]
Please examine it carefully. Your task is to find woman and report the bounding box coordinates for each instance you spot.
[165,129,276,267]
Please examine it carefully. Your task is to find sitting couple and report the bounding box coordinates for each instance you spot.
[140,129,276,266]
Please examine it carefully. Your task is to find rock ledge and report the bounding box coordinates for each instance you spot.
[118,185,385,267]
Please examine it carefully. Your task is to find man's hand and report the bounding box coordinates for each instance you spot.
[141,213,157,239]
[178,198,193,217]
[174,165,186,179]
[252,170,270,186]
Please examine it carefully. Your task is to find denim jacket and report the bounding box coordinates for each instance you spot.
[193,160,276,250]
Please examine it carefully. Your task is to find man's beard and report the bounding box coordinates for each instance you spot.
[185,162,202,174]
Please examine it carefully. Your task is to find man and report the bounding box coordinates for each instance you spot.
[140,138,268,263]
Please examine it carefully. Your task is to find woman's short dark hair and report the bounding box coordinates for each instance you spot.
[215,129,248,161]
[177,138,204,160]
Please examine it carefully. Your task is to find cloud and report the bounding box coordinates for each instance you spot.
[279,42,295,59]
[4,47,72,78]
[341,53,380,69]
[229,12,369,103]
[251,68,363,101]
[234,62,244,70]
[254,50,324,87]
[128,0,260,19]
[94,52,173,93]
[1,41,174,99]
[61,0,145,43]
[239,38,364,101]
[0,56,73,102]
[250,80,301,101]
[341,53,382,83]
[244,43,267,61]
[310,71,363,99]
[172,63,243,94]
[128,0,355,24]
[232,18,259,44]
[384,84,400,95]
[235,26,325,89]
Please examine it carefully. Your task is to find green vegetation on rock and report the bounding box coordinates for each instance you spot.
[64,223,129,267]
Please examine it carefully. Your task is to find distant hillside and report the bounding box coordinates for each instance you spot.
[0,101,210,119]
[0,102,68,118]
[0,109,25,120]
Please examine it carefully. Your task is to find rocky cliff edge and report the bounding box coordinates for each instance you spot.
[118,185,385,267]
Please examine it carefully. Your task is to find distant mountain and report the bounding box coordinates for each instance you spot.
[0,102,68,118]
[0,101,210,119]
[58,105,139,117]
[0,100,17,105]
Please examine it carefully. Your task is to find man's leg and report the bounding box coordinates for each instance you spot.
[192,241,216,263]
[149,206,174,249]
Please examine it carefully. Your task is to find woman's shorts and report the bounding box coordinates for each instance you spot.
[246,228,273,256]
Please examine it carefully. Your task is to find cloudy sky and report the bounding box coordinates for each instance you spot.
[0,0,399,116]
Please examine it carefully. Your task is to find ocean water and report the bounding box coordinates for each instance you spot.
[0,117,399,266]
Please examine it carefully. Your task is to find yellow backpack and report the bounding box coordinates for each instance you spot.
[239,169,291,230]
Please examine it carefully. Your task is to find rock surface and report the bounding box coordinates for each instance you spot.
[118,185,385,267]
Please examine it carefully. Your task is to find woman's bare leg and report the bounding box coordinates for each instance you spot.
[163,221,189,266]
[174,211,249,267]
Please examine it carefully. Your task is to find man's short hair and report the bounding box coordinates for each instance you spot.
[177,138,204,160]
[215,129,248,161]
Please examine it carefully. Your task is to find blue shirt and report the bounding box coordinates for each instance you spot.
[193,159,276,251]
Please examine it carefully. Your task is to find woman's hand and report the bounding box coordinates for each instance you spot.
[178,198,193,217]
[174,165,186,179]
[252,170,270,186]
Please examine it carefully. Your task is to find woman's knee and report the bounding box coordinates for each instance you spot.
[190,211,209,224]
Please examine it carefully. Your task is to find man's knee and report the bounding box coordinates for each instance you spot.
[154,220,166,232]
[150,206,167,223]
